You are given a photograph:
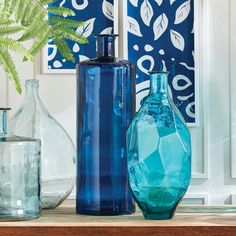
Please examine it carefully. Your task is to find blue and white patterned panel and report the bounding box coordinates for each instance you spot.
[47,0,114,70]
[127,0,195,124]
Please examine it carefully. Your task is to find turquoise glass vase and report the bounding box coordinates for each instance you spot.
[126,72,191,220]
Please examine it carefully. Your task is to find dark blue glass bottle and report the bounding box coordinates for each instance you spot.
[76,35,136,215]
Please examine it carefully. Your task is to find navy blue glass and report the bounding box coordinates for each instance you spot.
[76,35,136,215]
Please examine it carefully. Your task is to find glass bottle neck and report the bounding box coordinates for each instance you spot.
[0,109,9,138]
[96,35,116,58]
[23,79,48,114]
[149,73,169,97]
[25,80,40,98]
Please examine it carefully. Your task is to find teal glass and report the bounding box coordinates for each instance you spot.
[0,108,41,221]
[126,72,191,220]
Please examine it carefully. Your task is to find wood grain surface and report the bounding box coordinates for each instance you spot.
[1,202,236,236]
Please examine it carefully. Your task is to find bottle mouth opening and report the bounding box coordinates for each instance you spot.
[25,79,39,87]
[94,34,118,41]
[149,71,170,75]
[94,34,119,37]
[0,108,11,111]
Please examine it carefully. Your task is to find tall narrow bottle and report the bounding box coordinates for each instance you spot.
[76,35,136,215]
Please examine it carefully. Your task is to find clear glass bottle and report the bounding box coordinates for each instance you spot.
[126,72,191,220]
[9,80,76,209]
[76,34,136,215]
[0,108,41,221]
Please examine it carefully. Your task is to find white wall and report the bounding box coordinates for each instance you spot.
[0,0,235,205]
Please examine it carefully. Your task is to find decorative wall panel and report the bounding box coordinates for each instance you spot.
[44,0,196,124]
[45,0,115,72]
[125,0,195,124]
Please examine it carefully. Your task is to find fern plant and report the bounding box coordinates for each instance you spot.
[0,0,88,94]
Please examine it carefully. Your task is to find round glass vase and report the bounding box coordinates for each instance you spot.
[0,108,41,221]
[9,80,76,209]
[126,72,191,220]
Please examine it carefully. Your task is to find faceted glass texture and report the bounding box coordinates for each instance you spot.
[76,35,136,215]
[127,72,191,220]
[9,80,76,209]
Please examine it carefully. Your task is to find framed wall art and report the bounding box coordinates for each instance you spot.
[42,0,198,125]
[43,0,118,73]
[123,0,197,125]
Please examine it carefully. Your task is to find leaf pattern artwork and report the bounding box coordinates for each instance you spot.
[130,0,138,7]
[71,0,88,10]
[127,16,143,37]
[47,0,195,124]
[100,27,113,34]
[155,0,163,6]
[140,0,153,26]
[127,0,195,124]
[47,0,114,70]
[76,18,95,38]
[170,29,185,51]
[102,0,114,21]
[174,0,191,24]
[153,13,168,40]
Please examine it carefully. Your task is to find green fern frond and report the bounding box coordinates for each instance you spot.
[21,0,33,24]
[53,37,75,62]
[19,12,48,41]
[23,5,43,26]
[9,0,20,17]
[0,19,15,25]
[0,26,25,36]
[0,47,21,94]
[48,7,76,16]
[0,38,33,61]
[49,16,84,28]
[40,0,59,4]
[16,0,27,22]
[0,0,89,94]
[53,26,88,44]
[26,29,51,58]
[1,0,11,19]
[16,0,34,23]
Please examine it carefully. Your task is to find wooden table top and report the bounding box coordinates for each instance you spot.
[1,202,236,236]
